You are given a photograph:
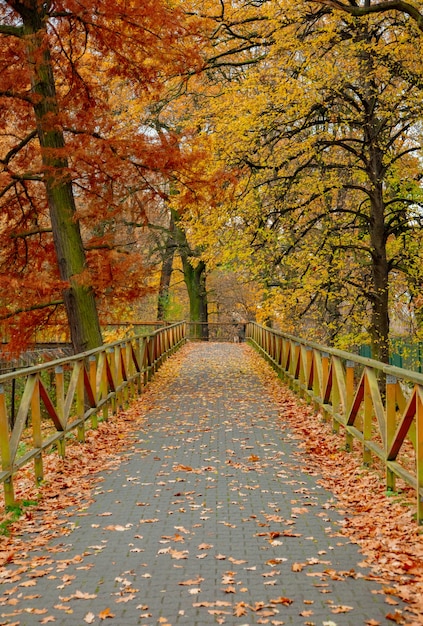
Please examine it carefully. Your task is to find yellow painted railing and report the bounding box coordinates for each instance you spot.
[0,322,186,508]
[246,322,423,523]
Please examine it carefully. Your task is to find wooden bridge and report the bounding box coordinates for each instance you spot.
[0,321,422,524]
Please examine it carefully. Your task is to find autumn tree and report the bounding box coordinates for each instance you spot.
[0,0,202,353]
[180,1,423,361]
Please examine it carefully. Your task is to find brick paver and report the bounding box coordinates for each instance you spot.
[0,343,406,625]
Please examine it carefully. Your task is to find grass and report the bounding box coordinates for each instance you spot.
[0,499,38,536]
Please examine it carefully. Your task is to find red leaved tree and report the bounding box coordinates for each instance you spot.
[0,0,202,354]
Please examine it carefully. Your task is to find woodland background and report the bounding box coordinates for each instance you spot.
[2,0,423,363]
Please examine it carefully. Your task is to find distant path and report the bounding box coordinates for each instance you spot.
[0,343,403,625]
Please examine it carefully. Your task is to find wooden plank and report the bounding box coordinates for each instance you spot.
[88,356,98,429]
[386,375,397,491]
[0,384,14,506]
[39,379,65,430]
[363,370,372,465]
[333,357,347,419]
[387,387,417,461]
[366,368,386,448]
[323,362,333,404]
[9,374,37,462]
[64,362,83,421]
[83,365,97,408]
[417,387,423,523]
[312,350,323,402]
[0,385,11,470]
[31,377,43,482]
[346,373,365,426]
[131,342,141,373]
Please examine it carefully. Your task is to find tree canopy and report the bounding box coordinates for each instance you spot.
[1,0,423,360]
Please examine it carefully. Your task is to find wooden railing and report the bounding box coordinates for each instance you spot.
[246,322,423,523]
[0,322,186,508]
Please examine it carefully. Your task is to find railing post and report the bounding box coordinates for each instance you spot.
[89,355,98,429]
[31,376,43,483]
[108,347,117,414]
[331,358,341,433]
[55,365,66,457]
[77,363,85,442]
[417,387,423,523]
[385,375,397,492]
[321,352,330,422]
[363,369,372,466]
[99,353,109,421]
[0,384,14,507]
[305,347,313,397]
[345,361,355,451]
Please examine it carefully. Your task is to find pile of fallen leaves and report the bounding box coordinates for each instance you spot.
[246,346,423,625]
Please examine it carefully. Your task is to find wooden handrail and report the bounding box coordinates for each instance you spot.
[246,322,423,523]
[0,322,186,508]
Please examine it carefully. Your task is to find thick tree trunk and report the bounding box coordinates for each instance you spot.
[367,125,390,363]
[171,209,208,339]
[21,4,102,353]
[361,38,390,365]
[183,259,209,340]
[369,187,390,363]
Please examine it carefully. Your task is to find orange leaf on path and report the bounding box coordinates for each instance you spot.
[386,612,405,624]
[234,603,247,617]
[331,605,354,613]
[270,597,293,606]
[291,563,304,572]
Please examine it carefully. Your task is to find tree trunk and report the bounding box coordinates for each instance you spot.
[171,209,208,339]
[21,3,102,353]
[183,259,209,340]
[157,214,176,321]
[369,185,390,363]
[361,37,390,364]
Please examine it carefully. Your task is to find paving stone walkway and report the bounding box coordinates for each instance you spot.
[0,343,405,625]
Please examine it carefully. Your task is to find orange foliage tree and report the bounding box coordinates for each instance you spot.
[0,0,202,354]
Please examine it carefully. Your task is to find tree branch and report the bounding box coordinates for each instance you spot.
[0,24,24,37]
[309,0,423,31]
[0,300,64,321]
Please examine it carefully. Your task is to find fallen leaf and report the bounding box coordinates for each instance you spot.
[291,563,304,572]
[170,549,189,560]
[270,597,293,606]
[73,590,97,600]
[386,611,405,624]
[99,608,115,619]
[331,605,354,613]
[20,580,37,587]
[179,577,204,586]
[84,613,96,624]
[234,602,248,617]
